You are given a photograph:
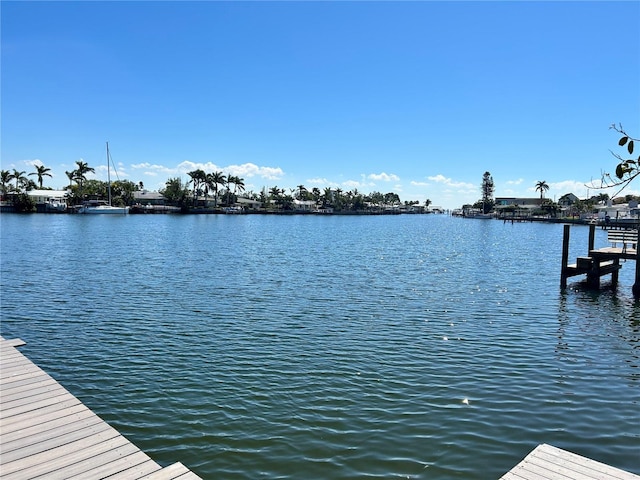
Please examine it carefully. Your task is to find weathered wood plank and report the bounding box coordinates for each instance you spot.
[1,420,115,464]
[0,362,42,379]
[0,368,51,386]
[0,391,77,420]
[1,411,105,456]
[0,338,202,480]
[0,406,96,443]
[64,452,160,480]
[534,444,640,480]
[0,379,65,404]
[1,431,129,479]
[0,396,83,429]
[501,444,640,480]
[38,443,150,480]
[140,462,203,480]
[0,375,57,396]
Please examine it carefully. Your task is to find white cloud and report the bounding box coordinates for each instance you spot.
[427,174,475,190]
[131,162,176,174]
[341,180,362,189]
[227,163,284,180]
[307,177,330,185]
[162,161,284,180]
[506,178,524,185]
[23,159,44,168]
[368,172,400,182]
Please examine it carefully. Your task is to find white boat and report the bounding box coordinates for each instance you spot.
[78,200,129,214]
[79,142,129,214]
[222,206,243,214]
[45,198,67,212]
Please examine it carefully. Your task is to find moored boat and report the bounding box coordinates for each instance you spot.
[78,142,129,215]
[78,200,129,214]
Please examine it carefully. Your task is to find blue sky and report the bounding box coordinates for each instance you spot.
[2,1,639,209]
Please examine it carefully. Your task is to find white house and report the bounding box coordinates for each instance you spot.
[26,189,68,204]
[293,199,316,212]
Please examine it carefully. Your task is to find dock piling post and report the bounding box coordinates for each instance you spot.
[588,224,595,253]
[633,229,640,297]
[561,224,570,289]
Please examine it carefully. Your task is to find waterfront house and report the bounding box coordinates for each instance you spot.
[558,193,579,207]
[293,199,317,212]
[236,197,262,211]
[494,197,543,217]
[26,189,68,204]
[595,200,639,222]
[26,189,68,212]
[133,190,166,206]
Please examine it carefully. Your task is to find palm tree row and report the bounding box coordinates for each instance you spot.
[2,162,429,212]
[160,175,430,212]
[0,161,96,197]
[256,184,427,212]
[0,169,36,195]
[184,169,247,207]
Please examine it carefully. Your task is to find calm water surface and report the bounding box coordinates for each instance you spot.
[1,214,639,479]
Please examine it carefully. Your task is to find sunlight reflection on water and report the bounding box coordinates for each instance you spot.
[1,214,639,479]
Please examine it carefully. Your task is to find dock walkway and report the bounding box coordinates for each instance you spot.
[0,336,201,479]
[501,443,640,480]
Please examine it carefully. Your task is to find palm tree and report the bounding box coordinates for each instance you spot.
[74,161,95,189]
[29,165,52,188]
[65,171,75,189]
[596,193,609,205]
[225,174,235,206]
[233,176,245,198]
[1,170,12,196]
[535,180,549,200]
[295,185,308,200]
[11,169,28,193]
[187,169,206,206]
[207,171,226,207]
[322,187,333,207]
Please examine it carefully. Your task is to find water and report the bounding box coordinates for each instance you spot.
[1,214,639,479]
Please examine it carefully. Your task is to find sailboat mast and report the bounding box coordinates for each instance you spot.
[106,142,112,206]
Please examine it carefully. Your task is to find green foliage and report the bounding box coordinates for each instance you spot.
[111,180,137,206]
[591,124,640,196]
[29,165,52,188]
[481,172,494,207]
[12,193,36,212]
[535,180,549,199]
[160,177,190,206]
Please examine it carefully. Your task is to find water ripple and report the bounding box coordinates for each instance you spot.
[1,215,639,479]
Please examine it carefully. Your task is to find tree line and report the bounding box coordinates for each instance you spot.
[161,170,432,212]
[0,164,432,213]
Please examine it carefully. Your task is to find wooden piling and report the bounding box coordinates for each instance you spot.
[560,224,570,289]
[561,224,630,292]
[634,229,640,297]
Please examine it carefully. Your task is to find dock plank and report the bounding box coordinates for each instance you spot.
[0,337,202,480]
[64,451,160,480]
[0,406,97,444]
[140,462,203,480]
[501,444,640,480]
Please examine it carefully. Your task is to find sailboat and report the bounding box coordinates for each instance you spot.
[78,142,129,214]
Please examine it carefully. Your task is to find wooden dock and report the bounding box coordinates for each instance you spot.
[0,336,202,479]
[561,224,640,294]
[501,443,640,479]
